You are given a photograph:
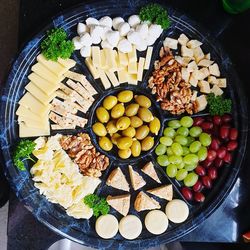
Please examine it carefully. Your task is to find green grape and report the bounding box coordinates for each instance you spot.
[182,146,190,156]
[155,144,167,155]
[171,142,183,156]
[160,136,173,146]
[185,163,197,171]
[166,164,177,178]
[198,146,208,161]
[189,126,202,137]
[176,162,185,169]
[163,127,176,138]
[186,136,195,146]
[183,154,199,165]
[177,127,189,136]
[180,116,193,128]
[184,172,198,187]
[157,155,169,167]
[169,155,182,165]
[166,147,174,156]
[174,135,188,146]
[168,120,181,129]
[199,132,212,146]
[189,141,202,153]
[176,169,188,181]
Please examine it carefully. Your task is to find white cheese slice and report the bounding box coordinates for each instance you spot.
[16,105,47,121]
[19,122,50,138]
[128,61,137,74]
[144,46,153,70]
[106,70,119,87]
[91,46,101,67]
[137,57,145,81]
[128,74,137,85]
[57,58,76,69]
[100,49,108,70]
[85,57,100,79]
[118,51,128,66]
[118,69,128,83]
[98,68,111,89]
[119,215,142,240]
[18,117,48,129]
[145,210,168,235]
[95,215,118,239]
[128,46,137,63]
[104,48,117,71]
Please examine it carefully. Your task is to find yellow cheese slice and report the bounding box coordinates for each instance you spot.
[100,50,108,70]
[57,58,76,69]
[118,69,128,84]
[106,71,119,87]
[19,122,50,138]
[137,57,145,81]
[128,61,137,74]
[16,105,48,122]
[128,74,137,85]
[92,46,101,67]
[118,52,128,66]
[25,82,56,105]
[128,46,137,63]
[98,68,111,89]
[85,57,100,79]
[144,47,153,70]
[104,48,117,71]
[18,116,48,129]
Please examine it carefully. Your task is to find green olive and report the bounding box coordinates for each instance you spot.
[103,95,118,110]
[135,95,151,108]
[117,136,133,150]
[111,103,125,119]
[125,103,139,117]
[149,117,161,135]
[135,125,150,140]
[141,136,154,151]
[130,116,143,128]
[117,90,133,103]
[118,148,132,159]
[96,107,110,123]
[131,140,141,157]
[138,107,154,123]
[99,136,113,151]
[122,127,136,138]
[92,122,107,137]
[111,133,121,145]
[116,117,131,130]
[106,120,118,134]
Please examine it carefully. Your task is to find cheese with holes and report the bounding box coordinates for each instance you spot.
[16,105,47,122]
[92,46,101,67]
[85,57,99,79]
[106,70,119,87]
[144,47,153,70]
[18,116,49,129]
[98,68,111,89]
[137,57,145,81]
[19,122,50,138]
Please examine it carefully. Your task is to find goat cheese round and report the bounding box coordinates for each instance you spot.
[165,199,189,223]
[86,17,99,26]
[127,31,141,45]
[128,15,141,28]
[112,17,125,30]
[77,23,88,36]
[96,214,119,239]
[117,38,132,53]
[106,30,120,47]
[145,210,169,235]
[79,33,92,47]
[99,16,112,28]
[72,36,82,50]
[80,46,91,58]
[136,23,148,39]
[118,22,130,37]
[119,215,142,240]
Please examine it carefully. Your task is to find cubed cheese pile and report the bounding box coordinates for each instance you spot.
[73,15,163,56]
[163,34,227,111]
[16,54,76,137]
[85,46,153,88]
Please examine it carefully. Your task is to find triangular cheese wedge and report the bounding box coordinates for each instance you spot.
[142,162,161,183]
[106,167,129,191]
[129,165,146,190]
[134,191,160,212]
[147,185,173,201]
[107,194,130,216]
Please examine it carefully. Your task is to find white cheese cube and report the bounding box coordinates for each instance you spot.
[199,67,210,79]
[211,85,223,96]
[217,78,227,88]
[198,80,210,93]
[207,75,218,85]
[127,31,141,45]
[196,95,207,112]
[189,73,198,87]
[106,30,120,47]
[163,37,178,50]
[191,90,198,101]
[181,67,190,82]
[72,36,82,50]
[209,63,220,77]
[187,39,202,49]
[178,34,189,46]
[193,46,204,63]
[181,46,193,58]
[204,53,211,60]
[79,33,92,47]
[198,59,214,67]
[187,61,198,72]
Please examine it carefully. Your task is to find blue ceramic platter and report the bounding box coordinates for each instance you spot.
[0,1,248,249]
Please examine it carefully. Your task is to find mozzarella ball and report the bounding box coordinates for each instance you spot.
[118,22,130,36]
[144,35,157,46]
[99,16,112,28]
[90,25,103,44]
[128,15,141,28]
[135,40,147,51]
[72,36,82,50]
[136,23,148,39]
[106,30,120,47]
[101,40,113,49]
[79,33,92,46]
[100,26,111,41]
[77,23,88,36]
[148,24,163,39]
[86,17,99,26]
[127,30,141,45]
[80,46,91,57]
[112,17,125,30]
[117,38,132,53]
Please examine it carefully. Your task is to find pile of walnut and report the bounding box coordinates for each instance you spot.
[60,133,109,177]
[148,33,227,115]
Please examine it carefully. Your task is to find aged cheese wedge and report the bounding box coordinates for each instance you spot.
[85,57,100,79]
[128,165,146,191]
[106,70,119,87]
[16,105,47,121]
[145,210,168,235]
[19,122,50,138]
[107,194,130,216]
[118,68,128,83]
[106,167,129,191]
[57,57,76,69]
[147,185,173,201]
[144,46,153,70]
[141,162,161,183]
[134,191,160,212]
[128,46,137,63]
[95,214,118,239]
[98,68,111,89]
[118,51,128,66]
[92,46,101,67]
[119,215,142,240]
[137,57,145,81]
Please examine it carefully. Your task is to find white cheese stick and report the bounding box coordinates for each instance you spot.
[144,46,153,70]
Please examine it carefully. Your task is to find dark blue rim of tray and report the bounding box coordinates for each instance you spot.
[0,0,248,249]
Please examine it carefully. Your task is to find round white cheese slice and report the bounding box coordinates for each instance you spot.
[145,210,168,235]
[165,199,189,223]
[95,214,118,239]
[119,215,142,240]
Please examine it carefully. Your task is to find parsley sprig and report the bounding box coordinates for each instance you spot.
[84,194,110,217]
[13,140,36,171]
[207,93,232,116]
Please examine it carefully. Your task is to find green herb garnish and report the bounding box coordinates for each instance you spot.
[139,4,171,29]
[13,139,36,171]
[41,28,74,61]
[84,194,110,217]
[207,93,232,116]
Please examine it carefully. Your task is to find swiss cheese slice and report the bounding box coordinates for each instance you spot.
[19,122,50,138]
[16,105,47,122]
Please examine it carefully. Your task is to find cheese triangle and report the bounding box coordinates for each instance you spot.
[147,185,173,201]
[106,167,129,191]
[142,162,161,183]
[107,194,130,216]
[134,191,160,212]
[128,165,146,191]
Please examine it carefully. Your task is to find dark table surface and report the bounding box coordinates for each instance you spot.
[5,0,250,249]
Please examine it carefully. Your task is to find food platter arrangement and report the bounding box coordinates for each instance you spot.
[0,1,247,248]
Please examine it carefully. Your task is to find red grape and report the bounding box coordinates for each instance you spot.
[181,187,193,201]
[210,138,220,151]
[229,128,238,141]
[224,152,232,164]
[217,147,227,159]
[193,117,205,126]
[220,126,230,140]
[207,149,217,162]
[202,158,213,168]
[193,180,203,192]
[227,141,238,151]
[213,115,222,126]
[222,114,232,124]
[201,122,214,131]
[214,158,224,168]
[195,165,206,176]
[208,167,218,180]
[202,176,212,189]
[194,192,205,202]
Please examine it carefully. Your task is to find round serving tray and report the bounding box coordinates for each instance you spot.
[0,1,248,249]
